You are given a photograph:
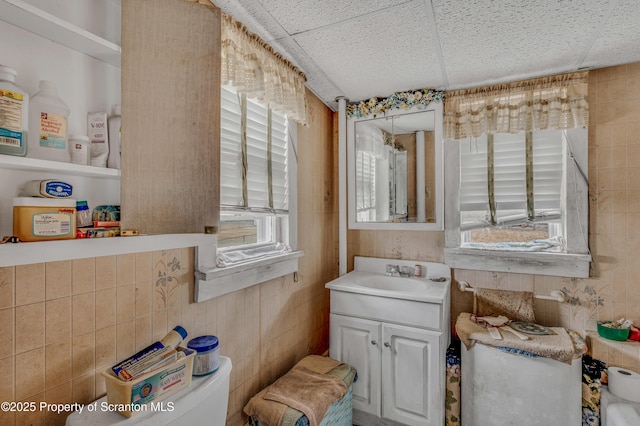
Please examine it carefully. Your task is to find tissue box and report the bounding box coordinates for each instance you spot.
[101,348,194,417]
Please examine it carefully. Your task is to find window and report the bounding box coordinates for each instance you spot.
[444,127,591,278]
[217,84,296,265]
[443,72,591,277]
[459,130,563,249]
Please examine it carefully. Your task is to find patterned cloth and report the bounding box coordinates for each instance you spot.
[445,341,461,426]
[582,355,607,426]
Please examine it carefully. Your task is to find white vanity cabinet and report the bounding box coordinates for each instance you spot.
[326,256,450,426]
[330,314,442,426]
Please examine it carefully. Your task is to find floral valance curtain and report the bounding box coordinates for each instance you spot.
[444,72,589,140]
[346,88,444,118]
[221,13,308,125]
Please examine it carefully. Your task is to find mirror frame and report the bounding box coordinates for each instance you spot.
[347,102,444,230]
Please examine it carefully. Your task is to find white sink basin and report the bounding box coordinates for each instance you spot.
[325,270,449,303]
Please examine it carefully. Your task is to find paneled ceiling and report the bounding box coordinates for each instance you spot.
[211,0,640,110]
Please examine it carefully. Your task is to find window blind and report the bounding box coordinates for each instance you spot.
[356,150,376,212]
[460,131,563,230]
[220,84,289,212]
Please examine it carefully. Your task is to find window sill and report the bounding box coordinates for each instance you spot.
[194,250,304,302]
[444,247,591,278]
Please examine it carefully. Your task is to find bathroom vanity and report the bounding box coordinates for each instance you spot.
[326,256,450,426]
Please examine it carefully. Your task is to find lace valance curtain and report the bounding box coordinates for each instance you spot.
[221,13,308,125]
[444,72,589,140]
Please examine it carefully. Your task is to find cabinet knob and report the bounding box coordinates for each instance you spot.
[384,342,391,348]
[371,340,377,346]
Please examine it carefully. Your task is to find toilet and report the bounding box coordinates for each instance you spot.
[65,356,232,426]
[601,384,640,426]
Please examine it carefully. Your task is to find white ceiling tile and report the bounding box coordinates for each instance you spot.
[582,0,640,68]
[257,0,411,35]
[211,0,288,41]
[293,1,444,103]
[214,0,640,111]
[433,0,609,88]
[270,36,345,107]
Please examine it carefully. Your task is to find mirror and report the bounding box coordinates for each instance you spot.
[347,104,443,230]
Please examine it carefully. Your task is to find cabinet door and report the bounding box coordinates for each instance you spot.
[381,324,442,426]
[121,0,220,234]
[329,313,381,416]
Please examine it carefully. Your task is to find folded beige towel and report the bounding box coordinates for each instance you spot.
[455,312,580,364]
[473,288,536,322]
[295,354,343,375]
[264,366,347,426]
[243,356,350,426]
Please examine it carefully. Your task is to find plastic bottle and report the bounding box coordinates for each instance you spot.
[160,325,188,348]
[28,80,70,162]
[111,325,188,380]
[69,134,90,165]
[88,111,108,167]
[0,65,29,156]
[414,264,422,278]
[76,201,92,227]
[107,104,121,169]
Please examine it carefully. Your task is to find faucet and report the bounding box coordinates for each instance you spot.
[385,264,400,277]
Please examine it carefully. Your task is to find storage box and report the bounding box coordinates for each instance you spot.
[102,348,195,417]
[13,197,76,241]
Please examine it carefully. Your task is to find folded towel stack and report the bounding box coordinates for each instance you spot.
[244,355,357,426]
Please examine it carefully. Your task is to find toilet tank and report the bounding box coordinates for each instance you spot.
[601,385,640,426]
[66,356,232,426]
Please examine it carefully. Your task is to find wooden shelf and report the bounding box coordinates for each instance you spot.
[0,233,216,267]
[0,154,120,179]
[0,0,121,68]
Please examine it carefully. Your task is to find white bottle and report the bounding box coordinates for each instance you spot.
[0,65,29,157]
[107,104,121,169]
[88,111,109,167]
[28,80,70,162]
[69,134,90,165]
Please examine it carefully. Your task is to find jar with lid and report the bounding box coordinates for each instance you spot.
[0,65,29,157]
[69,134,90,165]
[187,335,220,376]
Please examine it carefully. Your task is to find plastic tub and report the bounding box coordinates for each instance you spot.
[102,348,195,418]
[13,197,76,241]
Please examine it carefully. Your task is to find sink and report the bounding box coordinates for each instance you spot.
[325,257,450,303]
[354,274,430,292]
[325,270,449,303]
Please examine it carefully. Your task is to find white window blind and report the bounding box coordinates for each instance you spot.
[459,130,563,230]
[356,150,376,212]
[220,84,289,212]
[220,86,243,207]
